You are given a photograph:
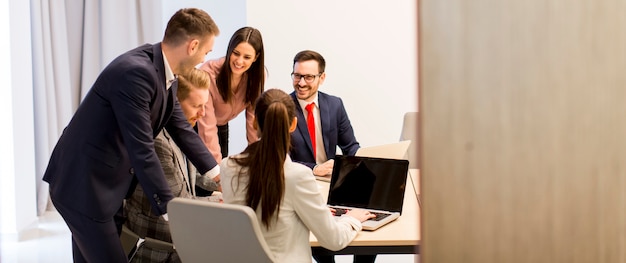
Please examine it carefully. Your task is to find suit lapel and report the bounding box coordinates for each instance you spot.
[164,130,193,196]
[151,43,170,136]
[187,158,197,196]
[293,94,315,158]
[165,80,177,121]
[318,93,332,158]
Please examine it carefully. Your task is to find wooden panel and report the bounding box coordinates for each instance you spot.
[419,1,626,262]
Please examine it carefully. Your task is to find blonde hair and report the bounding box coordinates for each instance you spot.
[176,68,210,101]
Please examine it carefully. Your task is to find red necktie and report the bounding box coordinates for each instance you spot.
[305,103,316,159]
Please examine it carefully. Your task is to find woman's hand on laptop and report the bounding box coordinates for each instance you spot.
[346,208,377,222]
[313,160,334,176]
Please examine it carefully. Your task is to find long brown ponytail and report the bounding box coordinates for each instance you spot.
[232,89,296,228]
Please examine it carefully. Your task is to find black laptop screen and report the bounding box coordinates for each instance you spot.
[327,155,409,213]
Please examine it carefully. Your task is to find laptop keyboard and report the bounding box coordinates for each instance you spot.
[332,207,391,221]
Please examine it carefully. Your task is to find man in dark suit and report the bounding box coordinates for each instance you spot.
[43,8,221,263]
[289,50,360,177]
[288,50,375,263]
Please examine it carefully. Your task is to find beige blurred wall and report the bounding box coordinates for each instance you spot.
[419,1,626,262]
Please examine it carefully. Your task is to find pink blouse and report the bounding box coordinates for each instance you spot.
[197,57,259,163]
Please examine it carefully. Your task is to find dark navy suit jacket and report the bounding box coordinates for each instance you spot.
[43,43,217,220]
[289,91,360,169]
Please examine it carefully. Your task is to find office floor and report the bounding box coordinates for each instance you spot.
[1,211,418,263]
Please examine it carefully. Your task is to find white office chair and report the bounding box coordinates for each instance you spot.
[400,111,419,169]
[167,198,276,263]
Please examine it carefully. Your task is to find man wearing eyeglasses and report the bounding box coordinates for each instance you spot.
[289,50,376,263]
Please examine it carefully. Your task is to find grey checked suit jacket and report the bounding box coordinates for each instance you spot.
[124,129,219,262]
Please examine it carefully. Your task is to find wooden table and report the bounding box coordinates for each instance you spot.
[309,169,420,255]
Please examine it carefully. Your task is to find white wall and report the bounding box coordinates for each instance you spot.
[249,0,418,148]
[165,0,418,153]
[0,0,37,237]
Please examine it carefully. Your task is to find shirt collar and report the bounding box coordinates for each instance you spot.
[297,94,319,112]
[162,51,176,90]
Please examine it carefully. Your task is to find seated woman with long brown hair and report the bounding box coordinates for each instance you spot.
[220,89,374,262]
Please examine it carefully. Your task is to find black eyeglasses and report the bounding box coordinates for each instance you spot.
[291,73,322,83]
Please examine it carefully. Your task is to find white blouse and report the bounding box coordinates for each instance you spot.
[220,155,362,263]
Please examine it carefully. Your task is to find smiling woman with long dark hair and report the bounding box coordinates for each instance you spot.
[196,26,265,166]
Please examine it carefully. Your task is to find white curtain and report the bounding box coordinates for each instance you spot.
[30,0,162,215]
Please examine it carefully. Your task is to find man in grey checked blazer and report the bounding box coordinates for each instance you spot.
[123,68,220,262]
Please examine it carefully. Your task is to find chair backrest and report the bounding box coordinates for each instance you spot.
[168,198,276,263]
[400,111,419,169]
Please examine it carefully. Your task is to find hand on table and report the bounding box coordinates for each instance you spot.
[313,160,334,177]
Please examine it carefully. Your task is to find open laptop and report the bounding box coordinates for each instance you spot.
[315,140,411,182]
[326,155,409,231]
